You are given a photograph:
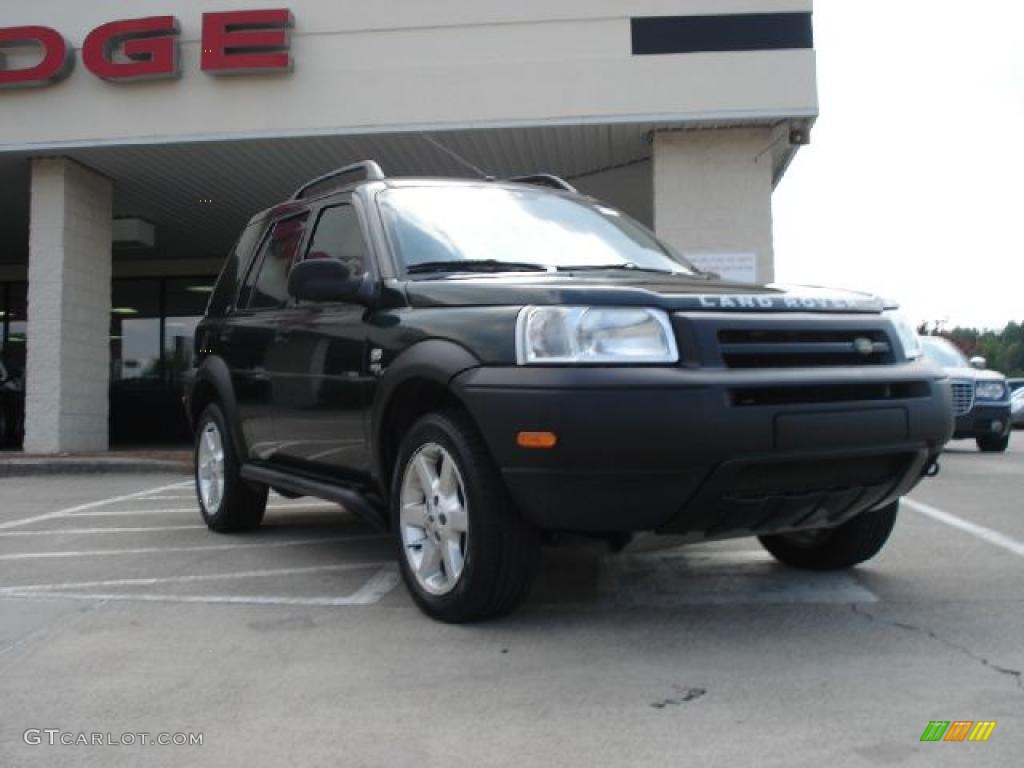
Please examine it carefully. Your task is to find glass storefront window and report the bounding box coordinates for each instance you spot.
[109,276,214,444]
[110,280,162,384]
[164,277,215,388]
[4,282,27,372]
[1,283,28,449]
[2,276,216,445]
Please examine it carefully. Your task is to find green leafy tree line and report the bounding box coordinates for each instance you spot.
[918,320,1024,376]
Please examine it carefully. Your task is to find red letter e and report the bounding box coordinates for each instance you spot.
[202,9,294,75]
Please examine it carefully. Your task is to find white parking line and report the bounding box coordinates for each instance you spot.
[0,534,386,561]
[0,525,207,538]
[0,480,192,531]
[0,566,402,607]
[61,509,198,518]
[905,497,1024,558]
[67,501,341,517]
[0,561,391,593]
[344,567,403,604]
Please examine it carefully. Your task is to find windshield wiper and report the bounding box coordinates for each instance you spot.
[407,260,551,275]
[556,263,677,275]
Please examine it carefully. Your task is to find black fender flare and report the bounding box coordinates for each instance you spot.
[188,356,248,460]
[370,339,480,484]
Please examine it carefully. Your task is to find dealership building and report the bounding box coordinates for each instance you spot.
[0,0,818,452]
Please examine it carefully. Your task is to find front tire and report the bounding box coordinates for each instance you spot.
[977,434,1010,452]
[758,500,899,570]
[194,404,267,532]
[391,409,541,623]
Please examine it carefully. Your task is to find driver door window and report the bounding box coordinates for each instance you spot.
[303,204,369,280]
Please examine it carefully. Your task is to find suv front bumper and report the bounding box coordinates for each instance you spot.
[453,365,953,538]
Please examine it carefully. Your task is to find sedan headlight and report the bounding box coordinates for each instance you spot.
[516,306,678,364]
[883,310,923,361]
[976,381,1008,401]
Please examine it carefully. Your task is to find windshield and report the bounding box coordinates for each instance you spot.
[379,186,696,275]
[920,337,969,368]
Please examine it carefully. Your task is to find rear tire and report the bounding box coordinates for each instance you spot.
[391,409,541,623]
[977,434,1010,453]
[758,500,899,570]
[194,404,267,532]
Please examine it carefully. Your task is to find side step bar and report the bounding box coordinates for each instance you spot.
[240,464,388,531]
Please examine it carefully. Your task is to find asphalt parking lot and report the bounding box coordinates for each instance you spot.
[1,439,1022,767]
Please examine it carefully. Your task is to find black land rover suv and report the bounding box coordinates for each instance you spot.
[187,161,954,622]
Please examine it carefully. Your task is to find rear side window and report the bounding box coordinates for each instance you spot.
[304,205,369,277]
[207,223,263,316]
[244,213,310,310]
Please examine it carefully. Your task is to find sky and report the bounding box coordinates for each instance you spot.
[772,0,1024,330]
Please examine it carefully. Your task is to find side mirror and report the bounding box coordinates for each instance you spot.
[287,259,372,305]
[970,356,987,370]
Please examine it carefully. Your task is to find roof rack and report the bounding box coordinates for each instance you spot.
[291,161,386,200]
[505,174,578,194]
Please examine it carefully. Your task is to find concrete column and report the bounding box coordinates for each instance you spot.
[24,158,113,453]
[653,128,776,283]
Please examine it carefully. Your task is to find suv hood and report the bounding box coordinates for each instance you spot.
[402,273,887,313]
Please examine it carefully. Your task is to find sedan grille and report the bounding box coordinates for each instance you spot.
[951,380,975,415]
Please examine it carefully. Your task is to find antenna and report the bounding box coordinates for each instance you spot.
[420,133,491,179]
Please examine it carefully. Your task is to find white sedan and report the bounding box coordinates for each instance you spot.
[1012,388,1024,428]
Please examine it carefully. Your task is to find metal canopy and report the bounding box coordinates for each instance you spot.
[0,120,796,267]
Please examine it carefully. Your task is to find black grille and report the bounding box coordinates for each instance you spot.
[730,381,931,407]
[718,328,893,368]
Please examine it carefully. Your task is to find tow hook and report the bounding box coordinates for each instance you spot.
[924,460,940,478]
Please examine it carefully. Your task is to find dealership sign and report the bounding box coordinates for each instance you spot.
[0,9,294,89]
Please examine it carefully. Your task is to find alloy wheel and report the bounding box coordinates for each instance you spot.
[399,442,470,595]
[197,421,226,515]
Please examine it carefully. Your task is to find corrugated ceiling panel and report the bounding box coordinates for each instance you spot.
[1,119,785,265]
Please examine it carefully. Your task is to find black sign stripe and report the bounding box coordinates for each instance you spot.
[631,13,813,55]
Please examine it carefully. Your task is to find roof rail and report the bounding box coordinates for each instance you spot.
[505,174,578,194]
[291,161,386,200]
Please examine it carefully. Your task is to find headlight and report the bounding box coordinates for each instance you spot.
[976,381,1007,400]
[516,306,678,364]
[883,310,922,360]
